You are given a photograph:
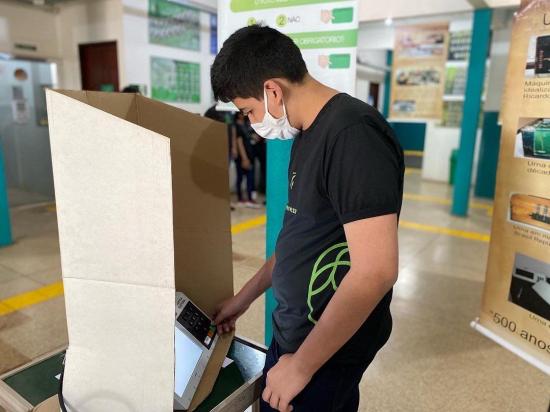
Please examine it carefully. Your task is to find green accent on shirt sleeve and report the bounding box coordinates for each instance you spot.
[307,242,351,324]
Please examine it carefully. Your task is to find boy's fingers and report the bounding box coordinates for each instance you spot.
[262,387,272,403]
[278,399,290,412]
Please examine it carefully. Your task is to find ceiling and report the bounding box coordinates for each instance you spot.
[358,0,520,22]
[1,0,522,20]
[0,0,79,11]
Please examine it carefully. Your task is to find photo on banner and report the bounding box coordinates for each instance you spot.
[475,0,550,374]
[389,23,449,120]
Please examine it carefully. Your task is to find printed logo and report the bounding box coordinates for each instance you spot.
[290,171,297,189]
[318,54,351,69]
[307,242,351,324]
[246,17,265,26]
[276,14,288,27]
[276,14,301,28]
[320,7,354,24]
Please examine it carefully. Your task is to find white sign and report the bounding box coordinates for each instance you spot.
[218,0,358,96]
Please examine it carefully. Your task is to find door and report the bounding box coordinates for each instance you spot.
[368,82,380,109]
[79,41,119,91]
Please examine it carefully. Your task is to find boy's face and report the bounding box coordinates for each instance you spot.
[233,90,284,124]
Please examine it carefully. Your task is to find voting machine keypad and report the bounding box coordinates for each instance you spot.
[177,301,216,349]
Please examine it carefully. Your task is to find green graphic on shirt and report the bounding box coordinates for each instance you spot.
[307,242,350,324]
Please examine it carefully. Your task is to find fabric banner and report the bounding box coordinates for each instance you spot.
[390,23,449,120]
[475,0,550,375]
[217,0,358,96]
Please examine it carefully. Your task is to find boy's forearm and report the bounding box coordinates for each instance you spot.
[237,255,276,305]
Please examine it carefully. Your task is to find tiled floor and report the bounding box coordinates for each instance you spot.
[0,172,549,411]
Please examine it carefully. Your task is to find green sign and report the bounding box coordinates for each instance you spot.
[329,53,350,68]
[331,7,353,23]
[149,0,200,51]
[151,57,200,103]
[288,29,357,49]
[231,0,348,12]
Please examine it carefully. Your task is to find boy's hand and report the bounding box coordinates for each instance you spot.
[213,294,249,335]
[262,354,312,412]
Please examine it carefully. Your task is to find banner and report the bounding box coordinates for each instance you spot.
[218,0,358,96]
[474,0,550,374]
[390,23,449,120]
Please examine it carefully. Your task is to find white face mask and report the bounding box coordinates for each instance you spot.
[250,90,300,140]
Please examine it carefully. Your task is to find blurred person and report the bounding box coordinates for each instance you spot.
[121,85,141,93]
[235,112,260,208]
[253,131,266,196]
[211,25,403,412]
[204,104,239,211]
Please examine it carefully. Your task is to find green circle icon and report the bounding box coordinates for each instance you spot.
[247,17,257,26]
[276,14,288,27]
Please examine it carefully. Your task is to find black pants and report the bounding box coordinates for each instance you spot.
[260,340,370,412]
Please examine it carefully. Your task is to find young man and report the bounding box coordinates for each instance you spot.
[211,25,404,412]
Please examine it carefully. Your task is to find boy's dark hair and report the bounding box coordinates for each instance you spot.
[211,25,307,102]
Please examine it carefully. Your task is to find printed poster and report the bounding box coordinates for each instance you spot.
[151,57,200,103]
[390,23,449,120]
[477,0,550,374]
[218,0,359,96]
[148,0,200,51]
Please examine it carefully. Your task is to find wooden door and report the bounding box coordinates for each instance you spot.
[369,82,380,109]
[79,41,119,91]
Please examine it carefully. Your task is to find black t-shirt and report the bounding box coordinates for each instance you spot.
[271,93,404,365]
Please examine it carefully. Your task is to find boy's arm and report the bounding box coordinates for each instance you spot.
[214,255,276,333]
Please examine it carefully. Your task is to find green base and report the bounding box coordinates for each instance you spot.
[3,339,266,409]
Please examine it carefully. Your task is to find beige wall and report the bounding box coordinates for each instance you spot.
[0,2,59,59]
[0,0,124,89]
[56,0,124,89]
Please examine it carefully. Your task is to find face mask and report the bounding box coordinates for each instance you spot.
[250,90,300,140]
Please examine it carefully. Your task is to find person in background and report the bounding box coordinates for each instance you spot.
[235,112,260,208]
[252,131,266,198]
[204,104,238,211]
[121,85,141,93]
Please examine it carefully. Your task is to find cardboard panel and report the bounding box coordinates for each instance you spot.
[47,89,234,411]
[62,278,174,412]
[55,90,139,125]
[173,233,233,317]
[47,91,175,288]
[136,96,231,232]
[135,95,235,411]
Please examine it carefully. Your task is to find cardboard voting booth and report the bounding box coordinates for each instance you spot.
[46,90,234,411]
